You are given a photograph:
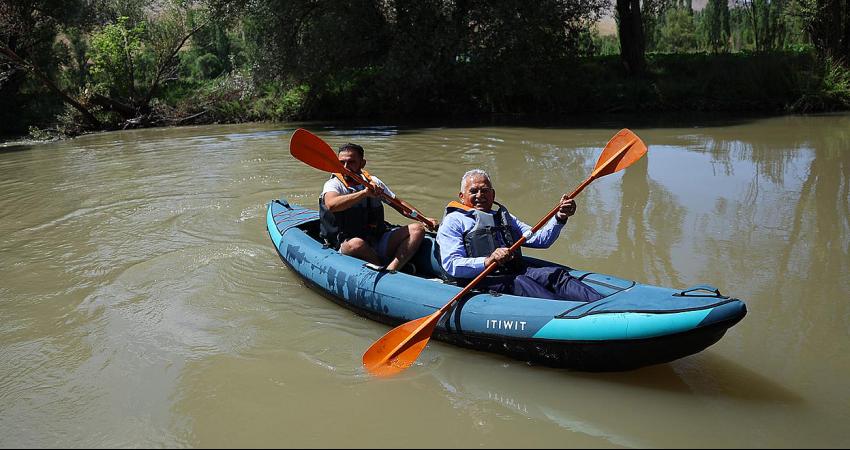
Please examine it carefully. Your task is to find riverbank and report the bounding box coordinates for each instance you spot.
[4,51,849,142]
[182,51,850,120]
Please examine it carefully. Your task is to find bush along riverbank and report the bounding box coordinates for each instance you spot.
[10,50,848,142]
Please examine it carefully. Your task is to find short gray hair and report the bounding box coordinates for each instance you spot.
[461,169,491,192]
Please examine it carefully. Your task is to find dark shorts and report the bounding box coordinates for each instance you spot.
[374,226,401,264]
[340,226,401,265]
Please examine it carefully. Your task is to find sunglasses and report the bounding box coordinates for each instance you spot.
[467,187,494,195]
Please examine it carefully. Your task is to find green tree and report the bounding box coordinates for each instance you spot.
[243,0,609,114]
[84,0,221,126]
[739,0,788,51]
[702,0,732,52]
[459,0,608,109]
[642,0,672,52]
[57,27,91,92]
[0,0,102,129]
[658,6,698,52]
[184,16,237,78]
[789,0,850,64]
[729,5,755,50]
[89,17,145,103]
[243,0,389,83]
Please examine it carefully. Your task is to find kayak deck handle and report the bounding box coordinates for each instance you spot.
[674,284,728,298]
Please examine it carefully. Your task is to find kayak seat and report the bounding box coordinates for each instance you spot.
[411,234,453,282]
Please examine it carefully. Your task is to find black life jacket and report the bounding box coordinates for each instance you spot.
[443,200,525,277]
[319,170,386,249]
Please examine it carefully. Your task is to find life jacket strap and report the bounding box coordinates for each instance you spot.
[333,169,373,190]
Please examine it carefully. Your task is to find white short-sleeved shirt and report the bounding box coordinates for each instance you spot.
[321,175,395,199]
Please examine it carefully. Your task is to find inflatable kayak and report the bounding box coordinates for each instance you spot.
[267,198,747,371]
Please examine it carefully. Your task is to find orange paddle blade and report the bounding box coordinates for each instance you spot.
[592,129,648,178]
[362,314,439,377]
[289,128,344,173]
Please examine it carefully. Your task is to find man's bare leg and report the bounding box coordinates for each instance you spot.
[339,237,382,266]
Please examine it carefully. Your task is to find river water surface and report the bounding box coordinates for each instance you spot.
[1,115,848,447]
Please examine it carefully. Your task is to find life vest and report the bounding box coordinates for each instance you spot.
[319,169,386,248]
[443,200,524,276]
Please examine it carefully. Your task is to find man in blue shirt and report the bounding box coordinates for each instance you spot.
[436,169,603,302]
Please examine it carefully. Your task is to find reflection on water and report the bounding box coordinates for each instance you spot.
[429,350,806,448]
[610,155,685,287]
[0,116,848,447]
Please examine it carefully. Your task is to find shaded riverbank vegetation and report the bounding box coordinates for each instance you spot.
[2,0,849,139]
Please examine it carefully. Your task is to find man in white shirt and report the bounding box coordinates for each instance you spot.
[319,143,437,272]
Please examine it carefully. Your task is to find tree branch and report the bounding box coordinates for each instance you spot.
[141,16,212,109]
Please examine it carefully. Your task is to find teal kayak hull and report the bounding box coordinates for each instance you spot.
[267,198,747,371]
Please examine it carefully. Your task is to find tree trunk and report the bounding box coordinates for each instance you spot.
[88,93,136,117]
[808,0,846,61]
[616,0,646,75]
[140,18,211,113]
[843,0,850,63]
